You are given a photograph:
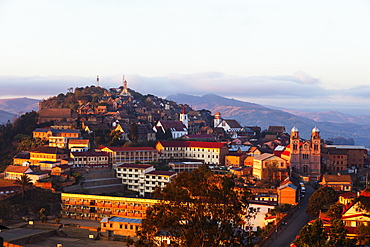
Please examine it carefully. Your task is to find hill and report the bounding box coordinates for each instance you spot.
[167,94,370,147]
[0,109,15,124]
[0,97,39,115]
[270,107,370,125]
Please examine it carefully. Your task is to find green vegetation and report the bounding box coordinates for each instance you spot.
[0,187,60,222]
[326,203,344,222]
[356,223,370,245]
[40,86,107,110]
[294,219,355,247]
[0,111,40,171]
[137,165,256,246]
[15,174,33,199]
[294,219,327,247]
[327,219,355,247]
[306,186,338,218]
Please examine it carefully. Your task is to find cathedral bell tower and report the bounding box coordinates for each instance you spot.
[290,126,300,154]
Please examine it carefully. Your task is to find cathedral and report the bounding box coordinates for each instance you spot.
[282,126,321,180]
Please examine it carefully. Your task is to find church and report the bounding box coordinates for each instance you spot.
[281,126,321,181]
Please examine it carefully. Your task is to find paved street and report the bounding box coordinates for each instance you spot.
[261,184,315,247]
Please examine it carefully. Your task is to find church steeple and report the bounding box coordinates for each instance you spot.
[214,112,221,127]
[120,75,131,97]
[180,106,188,128]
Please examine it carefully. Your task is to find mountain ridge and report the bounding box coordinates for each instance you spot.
[167,93,370,147]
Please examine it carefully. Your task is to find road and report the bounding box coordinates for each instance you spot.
[260,184,315,247]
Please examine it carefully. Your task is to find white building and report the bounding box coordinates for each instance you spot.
[116,164,176,197]
[155,141,229,166]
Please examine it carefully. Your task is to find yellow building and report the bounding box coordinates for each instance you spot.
[33,127,80,140]
[253,153,288,180]
[101,217,141,237]
[225,152,248,167]
[61,193,158,221]
[29,146,68,166]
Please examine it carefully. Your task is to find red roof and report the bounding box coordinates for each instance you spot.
[98,146,157,151]
[117,164,154,169]
[339,192,356,199]
[71,151,108,157]
[360,191,370,197]
[157,141,227,149]
[157,120,187,131]
[5,165,31,173]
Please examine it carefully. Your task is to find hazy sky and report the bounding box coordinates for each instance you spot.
[1,0,370,114]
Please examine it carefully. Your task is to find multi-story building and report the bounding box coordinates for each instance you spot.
[68,139,90,152]
[168,161,204,173]
[33,127,80,140]
[70,151,109,168]
[61,193,158,221]
[281,126,321,180]
[321,147,348,172]
[252,153,288,180]
[155,141,229,166]
[48,136,68,149]
[115,164,176,197]
[324,145,367,169]
[224,152,248,167]
[29,146,69,166]
[97,146,158,167]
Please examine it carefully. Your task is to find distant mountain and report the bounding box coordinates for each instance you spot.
[0,98,39,115]
[167,94,370,147]
[268,107,370,125]
[0,109,15,124]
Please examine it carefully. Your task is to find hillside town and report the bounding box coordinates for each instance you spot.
[1,81,370,246]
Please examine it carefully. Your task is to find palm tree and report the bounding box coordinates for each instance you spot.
[15,174,33,199]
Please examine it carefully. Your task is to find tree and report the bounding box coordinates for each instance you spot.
[326,203,344,222]
[294,219,327,247]
[138,165,256,246]
[306,186,338,218]
[106,130,124,146]
[328,219,355,247]
[356,223,370,245]
[15,174,33,199]
[128,123,139,142]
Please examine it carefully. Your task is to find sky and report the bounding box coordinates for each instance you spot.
[1,0,370,115]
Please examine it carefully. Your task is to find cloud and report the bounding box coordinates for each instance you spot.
[128,72,330,99]
[0,72,367,115]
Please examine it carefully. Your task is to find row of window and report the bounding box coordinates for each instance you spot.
[165,147,217,152]
[117,173,168,180]
[103,223,139,230]
[124,180,166,186]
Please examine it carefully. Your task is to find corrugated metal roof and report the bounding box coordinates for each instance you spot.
[103,217,142,224]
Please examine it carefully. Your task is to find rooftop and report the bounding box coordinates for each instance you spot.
[157,141,227,149]
[146,170,177,176]
[117,164,154,169]
[98,146,157,152]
